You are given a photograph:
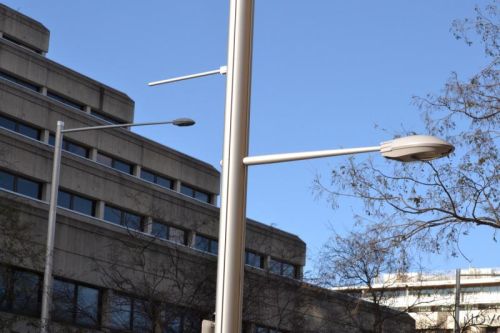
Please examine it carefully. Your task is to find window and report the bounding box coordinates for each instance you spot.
[0,169,42,199]
[163,308,201,333]
[140,169,174,190]
[109,294,152,332]
[90,110,120,124]
[245,251,264,269]
[2,34,43,54]
[47,91,85,110]
[180,184,211,204]
[97,152,134,175]
[194,235,218,255]
[152,221,186,245]
[12,269,41,315]
[104,205,142,231]
[52,279,100,327]
[269,259,296,279]
[49,134,89,158]
[0,266,9,310]
[0,70,40,92]
[58,190,95,216]
[0,114,41,140]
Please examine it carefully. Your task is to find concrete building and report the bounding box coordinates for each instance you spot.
[335,268,500,333]
[0,4,415,332]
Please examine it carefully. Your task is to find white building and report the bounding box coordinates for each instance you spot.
[335,268,500,333]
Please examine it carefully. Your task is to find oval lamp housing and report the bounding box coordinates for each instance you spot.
[380,135,454,162]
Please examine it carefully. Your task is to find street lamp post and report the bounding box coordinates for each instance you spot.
[147,1,454,331]
[40,118,195,333]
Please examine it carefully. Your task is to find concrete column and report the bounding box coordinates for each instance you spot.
[133,165,142,177]
[42,183,52,202]
[187,231,197,248]
[264,255,271,270]
[174,180,182,193]
[84,105,92,114]
[40,86,48,96]
[41,129,51,144]
[90,148,99,161]
[210,194,218,206]
[96,201,105,220]
[296,265,304,280]
[144,216,153,234]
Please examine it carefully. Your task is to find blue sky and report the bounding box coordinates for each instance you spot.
[6,0,498,272]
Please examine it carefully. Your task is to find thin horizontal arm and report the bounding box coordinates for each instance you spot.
[243,146,381,166]
[62,120,175,133]
[148,66,227,86]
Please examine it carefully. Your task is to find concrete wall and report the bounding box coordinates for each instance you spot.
[0,4,49,54]
[0,40,134,123]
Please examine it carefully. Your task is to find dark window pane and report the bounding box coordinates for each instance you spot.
[140,169,155,183]
[123,212,141,230]
[210,239,218,255]
[16,177,40,199]
[18,123,40,140]
[72,195,94,216]
[180,185,193,197]
[0,115,17,131]
[0,266,8,310]
[269,259,281,275]
[52,279,75,323]
[76,286,99,326]
[12,270,40,315]
[90,110,119,124]
[152,222,168,239]
[194,235,209,252]
[133,301,152,332]
[57,190,72,209]
[96,153,113,167]
[0,71,40,92]
[65,141,88,158]
[48,134,56,146]
[156,176,173,189]
[110,294,131,330]
[0,170,15,191]
[246,251,263,268]
[104,206,122,225]
[194,190,209,203]
[113,159,133,174]
[282,263,295,278]
[47,91,84,110]
[166,315,183,333]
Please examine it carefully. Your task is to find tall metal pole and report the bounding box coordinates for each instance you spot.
[41,120,64,333]
[454,268,461,333]
[215,0,254,332]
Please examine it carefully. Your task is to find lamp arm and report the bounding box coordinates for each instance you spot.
[242,146,381,166]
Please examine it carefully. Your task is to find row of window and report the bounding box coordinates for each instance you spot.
[0,112,213,204]
[0,264,289,333]
[0,265,201,332]
[0,266,100,327]
[1,33,44,54]
[0,69,120,124]
[0,168,299,278]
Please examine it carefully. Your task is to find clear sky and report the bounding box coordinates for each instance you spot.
[6,0,499,273]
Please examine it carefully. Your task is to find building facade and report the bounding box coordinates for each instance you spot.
[336,268,500,333]
[0,4,415,332]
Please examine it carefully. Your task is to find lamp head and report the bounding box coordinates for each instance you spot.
[381,135,454,162]
[172,118,196,127]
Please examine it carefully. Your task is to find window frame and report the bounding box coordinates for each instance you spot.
[58,189,96,216]
[0,169,42,199]
[0,113,41,140]
[103,204,143,231]
[140,168,174,190]
[194,234,218,255]
[152,220,187,245]
[96,152,134,175]
[180,184,211,204]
